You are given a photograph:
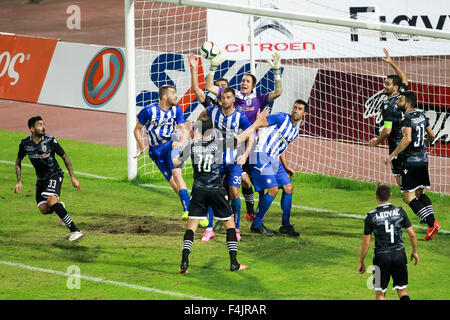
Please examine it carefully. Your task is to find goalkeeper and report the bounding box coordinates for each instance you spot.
[203,50,282,126]
[202,47,283,221]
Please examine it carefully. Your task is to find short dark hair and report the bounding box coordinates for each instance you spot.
[243,73,257,86]
[158,84,176,99]
[221,87,235,97]
[376,183,391,202]
[215,78,229,87]
[28,116,43,128]
[387,74,402,88]
[199,117,213,136]
[294,99,309,113]
[400,90,417,108]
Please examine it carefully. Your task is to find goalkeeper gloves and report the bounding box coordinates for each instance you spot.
[208,50,225,74]
[267,52,282,80]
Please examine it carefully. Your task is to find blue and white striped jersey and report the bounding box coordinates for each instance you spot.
[256,112,299,159]
[206,105,251,163]
[137,103,185,147]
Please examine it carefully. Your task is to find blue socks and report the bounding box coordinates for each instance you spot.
[281,192,293,227]
[231,198,241,229]
[207,207,214,228]
[253,193,275,228]
[178,189,190,212]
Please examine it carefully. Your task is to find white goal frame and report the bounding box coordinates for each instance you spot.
[124,0,450,188]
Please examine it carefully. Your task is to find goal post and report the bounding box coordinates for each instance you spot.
[125,0,137,180]
[126,0,450,194]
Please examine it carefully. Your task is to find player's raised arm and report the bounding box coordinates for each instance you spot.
[267,53,282,102]
[383,48,408,86]
[189,53,206,103]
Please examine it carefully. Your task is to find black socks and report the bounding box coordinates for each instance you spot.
[49,202,78,232]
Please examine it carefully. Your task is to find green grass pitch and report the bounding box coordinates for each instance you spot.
[0,129,449,300]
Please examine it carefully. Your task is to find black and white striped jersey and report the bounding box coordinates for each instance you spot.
[364,203,411,255]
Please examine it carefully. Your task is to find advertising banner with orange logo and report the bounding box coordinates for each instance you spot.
[38,42,127,113]
[0,33,57,102]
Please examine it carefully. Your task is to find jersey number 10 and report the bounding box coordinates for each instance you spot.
[197,154,214,172]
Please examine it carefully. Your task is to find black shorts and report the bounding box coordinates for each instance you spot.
[189,187,233,221]
[400,164,430,193]
[36,174,63,207]
[372,250,408,292]
[390,157,402,176]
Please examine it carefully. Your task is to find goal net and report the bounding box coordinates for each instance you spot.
[132,0,450,194]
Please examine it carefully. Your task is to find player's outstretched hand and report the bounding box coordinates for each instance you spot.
[382,48,393,65]
[267,52,281,70]
[14,181,22,195]
[357,262,366,274]
[258,107,271,120]
[210,50,224,69]
[411,252,419,266]
[285,167,295,178]
[134,147,148,159]
[71,176,81,191]
[172,141,182,149]
[236,154,247,166]
[383,155,393,166]
[368,137,378,147]
[188,52,198,68]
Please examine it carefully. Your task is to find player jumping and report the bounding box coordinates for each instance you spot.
[133,84,207,227]
[174,117,251,273]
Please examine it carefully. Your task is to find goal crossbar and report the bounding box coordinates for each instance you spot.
[146,0,450,41]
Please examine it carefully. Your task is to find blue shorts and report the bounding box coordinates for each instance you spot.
[223,163,242,187]
[250,153,291,192]
[148,140,181,181]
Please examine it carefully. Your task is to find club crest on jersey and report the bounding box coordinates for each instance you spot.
[41,144,47,153]
[266,178,272,184]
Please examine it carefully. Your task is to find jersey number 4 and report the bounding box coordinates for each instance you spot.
[197,154,214,172]
[384,220,394,244]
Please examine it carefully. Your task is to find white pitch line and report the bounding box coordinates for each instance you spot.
[0,160,117,180]
[139,183,450,234]
[0,260,213,300]
[283,201,450,234]
[2,158,447,234]
[139,183,173,190]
